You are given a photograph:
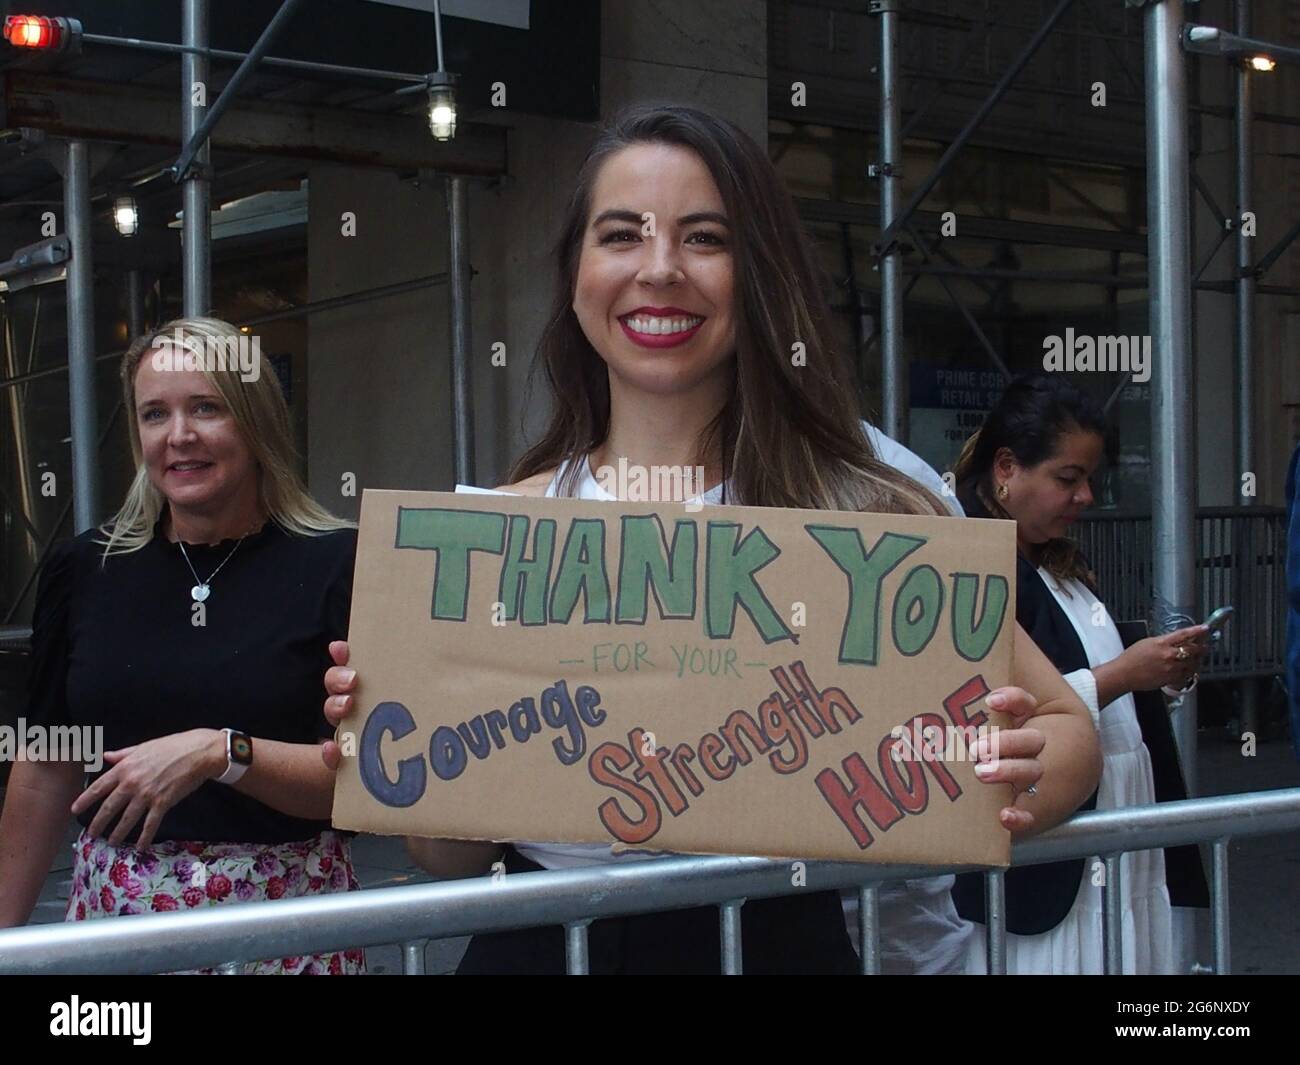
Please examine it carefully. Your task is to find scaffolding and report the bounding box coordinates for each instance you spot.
[0,0,485,617]
[0,0,1297,809]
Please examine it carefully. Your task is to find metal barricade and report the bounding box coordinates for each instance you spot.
[1,788,1297,976]
[1073,506,1288,679]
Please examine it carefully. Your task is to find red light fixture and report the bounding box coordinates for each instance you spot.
[3,15,82,52]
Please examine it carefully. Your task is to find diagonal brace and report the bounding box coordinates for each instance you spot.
[172,0,308,182]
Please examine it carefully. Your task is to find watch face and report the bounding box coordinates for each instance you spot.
[230,732,253,766]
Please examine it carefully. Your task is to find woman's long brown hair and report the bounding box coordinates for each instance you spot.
[508,102,947,518]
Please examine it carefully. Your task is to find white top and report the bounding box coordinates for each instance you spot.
[863,422,965,518]
[1034,567,1142,747]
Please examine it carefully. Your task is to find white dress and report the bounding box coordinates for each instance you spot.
[962,567,1175,975]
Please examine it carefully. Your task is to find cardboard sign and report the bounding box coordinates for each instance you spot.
[331,489,1018,866]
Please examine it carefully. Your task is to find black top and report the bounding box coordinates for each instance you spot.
[26,517,357,845]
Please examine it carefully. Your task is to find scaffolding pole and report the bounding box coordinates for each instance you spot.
[1148,0,1201,976]
[1233,0,1260,741]
[1144,0,1199,783]
[446,176,475,486]
[181,0,211,316]
[875,0,905,442]
[61,140,100,534]
[1233,0,1255,497]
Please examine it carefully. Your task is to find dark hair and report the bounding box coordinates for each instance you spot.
[508,101,946,516]
[952,372,1107,588]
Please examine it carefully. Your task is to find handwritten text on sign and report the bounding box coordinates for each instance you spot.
[332,491,1017,865]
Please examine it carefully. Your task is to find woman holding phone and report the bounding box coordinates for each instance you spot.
[322,104,1102,975]
[950,373,1209,974]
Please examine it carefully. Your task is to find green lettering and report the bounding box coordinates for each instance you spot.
[891,564,944,657]
[705,522,791,642]
[498,515,557,625]
[951,572,1008,662]
[615,515,697,623]
[805,527,925,665]
[395,508,507,621]
[550,519,612,623]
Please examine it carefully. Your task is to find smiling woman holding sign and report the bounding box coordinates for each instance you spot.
[322,104,1101,975]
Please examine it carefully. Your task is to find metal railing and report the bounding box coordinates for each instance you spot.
[1074,506,1288,679]
[1,787,1297,976]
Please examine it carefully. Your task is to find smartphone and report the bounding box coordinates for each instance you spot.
[1203,605,1234,641]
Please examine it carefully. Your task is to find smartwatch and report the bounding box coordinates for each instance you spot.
[216,728,253,785]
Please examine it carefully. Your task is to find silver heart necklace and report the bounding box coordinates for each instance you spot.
[178,535,246,603]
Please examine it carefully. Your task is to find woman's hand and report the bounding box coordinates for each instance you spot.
[321,640,356,771]
[971,687,1046,835]
[1116,625,1210,692]
[71,729,226,850]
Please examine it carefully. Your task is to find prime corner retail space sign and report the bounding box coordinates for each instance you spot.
[331,489,1018,865]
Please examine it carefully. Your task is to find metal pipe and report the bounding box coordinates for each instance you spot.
[1,788,1297,974]
[564,921,590,975]
[872,0,1076,257]
[181,0,211,317]
[401,939,427,975]
[1212,837,1231,974]
[62,140,99,534]
[1255,217,1300,276]
[1197,281,1300,296]
[984,869,1006,975]
[903,262,1145,287]
[1,308,37,568]
[172,0,309,183]
[719,900,743,974]
[908,223,1013,381]
[446,176,475,486]
[433,0,447,73]
[876,0,905,442]
[857,884,880,975]
[1232,0,1253,517]
[241,273,453,328]
[1143,0,1199,795]
[1234,0,1255,511]
[1103,854,1124,974]
[0,273,457,393]
[1184,25,1300,67]
[80,33,427,86]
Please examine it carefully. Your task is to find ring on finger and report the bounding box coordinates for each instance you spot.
[1176,645,1189,661]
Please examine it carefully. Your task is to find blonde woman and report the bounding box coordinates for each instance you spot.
[0,318,364,975]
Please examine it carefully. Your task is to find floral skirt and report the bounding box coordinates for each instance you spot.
[65,827,367,975]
